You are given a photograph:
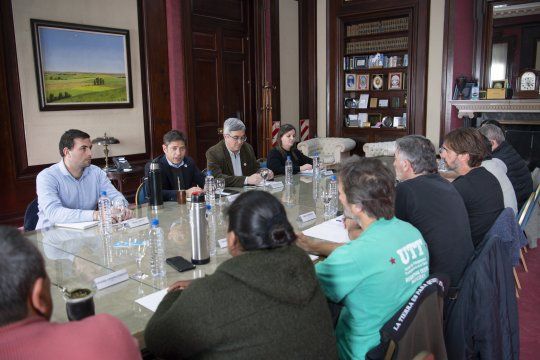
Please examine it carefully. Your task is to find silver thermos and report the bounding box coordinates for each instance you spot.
[190,192,209,264]
[148,162,163,210]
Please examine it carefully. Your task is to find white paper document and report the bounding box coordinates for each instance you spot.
[135,289,168,312]
[298,169,333,176]
[55,221,98,230]
[302,216,350,244]
[256,181,284,189]
[309,254,319,261]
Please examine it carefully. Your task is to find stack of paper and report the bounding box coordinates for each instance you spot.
[55,221,98,230]
[302,216,350,244]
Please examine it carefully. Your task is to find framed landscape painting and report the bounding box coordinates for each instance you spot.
[31,19,133,111]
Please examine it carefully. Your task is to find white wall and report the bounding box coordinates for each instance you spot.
[279,0,300,131]
[425,0,445,146]
[12,0,145,166]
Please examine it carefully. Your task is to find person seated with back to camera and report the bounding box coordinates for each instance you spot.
[0,226,141,360]
[296,157,429,360]
[267,124,313,175]
[144,130,205,201]
[144,191,337,359]
[393,135,473,289]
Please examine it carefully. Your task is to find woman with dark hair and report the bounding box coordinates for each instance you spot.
[144,191,337,359]
[267,124,312,175]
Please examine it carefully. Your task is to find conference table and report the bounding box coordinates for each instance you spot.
[24,174,340,347]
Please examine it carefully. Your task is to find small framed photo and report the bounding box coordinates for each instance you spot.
[368,113,382,127]
[491,80,506,89]
[358,94,369,109]
[371,74,384,90]
[345,74,357,91]
[479,90,487,100]
[470,86,480,100]
[378,99,389,108]
[369,97,379,108]
[354,55,368,69]
[388,72,403,90]
[391,97,400,108]
[357,74,370,90]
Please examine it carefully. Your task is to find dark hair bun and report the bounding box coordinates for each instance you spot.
[268,225,296,247]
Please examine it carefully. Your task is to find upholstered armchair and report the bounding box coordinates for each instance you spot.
[362,141,397,174]
[297,137,356,166]
[362,141,396,157]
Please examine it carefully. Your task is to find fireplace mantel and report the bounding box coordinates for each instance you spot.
[450,99,540,119]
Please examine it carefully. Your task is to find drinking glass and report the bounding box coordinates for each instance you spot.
[321,189,333,218]
[130,235,148,280]
[437,158,448,172]
[258,167,270,188]
[112,198,128,231]
[215,178,226,205]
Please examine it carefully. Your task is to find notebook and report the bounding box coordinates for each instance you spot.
[55,221,99,230]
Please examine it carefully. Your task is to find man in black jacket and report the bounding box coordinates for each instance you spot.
[479,124,533,209]
[144,130,205,202]
[440,128,504,248]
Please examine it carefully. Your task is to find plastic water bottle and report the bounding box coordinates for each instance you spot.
[98,191,112,235]
[313,152,321,179]
[206,205,217,257]
[328,175,338,216]
[149,219,166,277]
[204,170,216,207]
[285,155,293,185]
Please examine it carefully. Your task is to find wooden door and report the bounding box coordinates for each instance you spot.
[184,1,254,170]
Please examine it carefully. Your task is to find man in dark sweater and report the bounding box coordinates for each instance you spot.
[394,135,473,287]
[441,128,504,248]
[144,130,205,201]
[479,124,533,209]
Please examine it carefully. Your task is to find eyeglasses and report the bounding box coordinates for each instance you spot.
[225,134,247,143]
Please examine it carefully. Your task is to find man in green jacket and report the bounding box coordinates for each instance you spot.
[206,118,272,187]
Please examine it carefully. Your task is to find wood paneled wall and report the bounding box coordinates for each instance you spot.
[0,0,171,226]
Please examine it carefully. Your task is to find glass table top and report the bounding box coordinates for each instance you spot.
[24,174,340,343]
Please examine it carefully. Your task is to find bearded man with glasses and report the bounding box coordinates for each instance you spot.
[206,118,273,187]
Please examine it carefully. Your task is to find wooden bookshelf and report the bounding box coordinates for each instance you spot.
[328,0,429,155]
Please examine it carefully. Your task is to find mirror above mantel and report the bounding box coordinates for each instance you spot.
[475,0,540,94]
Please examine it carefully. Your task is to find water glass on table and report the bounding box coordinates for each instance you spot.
[321,190,333,219]
[112,197,128,230]
[130,234,148,280]
[258,167,270,188]
[215,178,225,205]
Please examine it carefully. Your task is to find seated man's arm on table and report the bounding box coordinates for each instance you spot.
[37,171,96,224]
[295,233,344,257]
[98,171,133,220]
[206,149,246,187]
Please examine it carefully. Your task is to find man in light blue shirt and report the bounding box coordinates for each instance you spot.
[36,129,131,229]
